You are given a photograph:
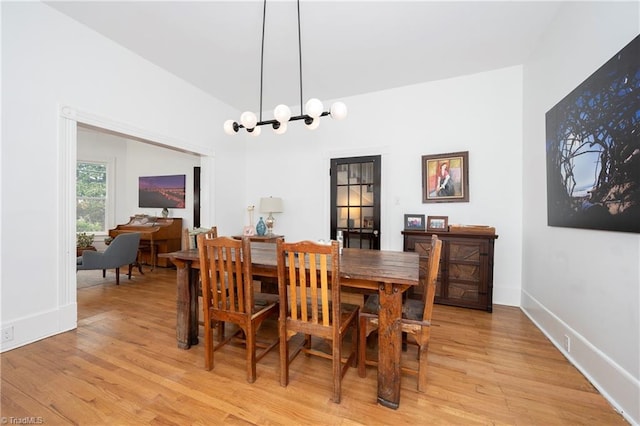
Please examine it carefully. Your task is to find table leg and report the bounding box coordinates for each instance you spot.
[188,267,199,346]
[376,282,403,409]
[150,242,157,271]
[176,262,198,349]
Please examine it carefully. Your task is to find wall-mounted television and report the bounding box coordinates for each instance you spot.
[138,174,186,208]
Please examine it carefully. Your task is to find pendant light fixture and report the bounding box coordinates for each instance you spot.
[223,0,347,136]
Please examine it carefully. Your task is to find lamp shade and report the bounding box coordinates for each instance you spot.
[260,197,283,213]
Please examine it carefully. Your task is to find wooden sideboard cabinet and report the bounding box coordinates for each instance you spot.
[402,230,498,312]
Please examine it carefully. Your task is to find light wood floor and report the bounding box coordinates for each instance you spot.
[1,268,625,425]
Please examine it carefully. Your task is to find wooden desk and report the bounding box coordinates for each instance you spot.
[109,216,182,267]
[160,244,419,409]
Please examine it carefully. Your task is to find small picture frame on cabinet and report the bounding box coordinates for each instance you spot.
[404,214,425,231]
[427,216,449,232]
[363,216,374,229]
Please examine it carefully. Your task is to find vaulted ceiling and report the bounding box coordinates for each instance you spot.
[47,1,562,113]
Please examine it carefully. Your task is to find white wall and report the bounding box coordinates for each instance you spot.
[522,2,639,424]
[123,140,200,227]
[243,66,524,307]
[0,2,243,351]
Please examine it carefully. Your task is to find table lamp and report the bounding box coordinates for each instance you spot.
[260,196,283,236]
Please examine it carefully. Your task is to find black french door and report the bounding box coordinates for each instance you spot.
[330,155,381,250]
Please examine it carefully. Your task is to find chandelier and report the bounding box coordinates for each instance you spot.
[223,0,347,136]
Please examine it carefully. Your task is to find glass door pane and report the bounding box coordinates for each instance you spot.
[330,155,381,250]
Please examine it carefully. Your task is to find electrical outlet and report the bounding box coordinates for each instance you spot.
[2,326,14,342]
[564,334,571,353]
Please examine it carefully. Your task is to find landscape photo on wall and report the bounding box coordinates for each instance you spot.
[545,35,639,233]
[138,174,186,208]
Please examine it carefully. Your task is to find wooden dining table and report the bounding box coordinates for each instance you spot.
[160,242,419,409]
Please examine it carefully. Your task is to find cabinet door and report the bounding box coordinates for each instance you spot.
[445,238,488,309]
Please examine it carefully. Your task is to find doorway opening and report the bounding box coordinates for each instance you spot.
[60,105,210,328]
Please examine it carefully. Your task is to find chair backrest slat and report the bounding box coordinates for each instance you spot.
[318,253,330,326]
[288,251,299,320]
[422,235,443,322]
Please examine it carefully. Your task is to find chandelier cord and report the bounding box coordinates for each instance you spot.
[297,0,303,116]
[259,0,267,122]
[259,0,304,118]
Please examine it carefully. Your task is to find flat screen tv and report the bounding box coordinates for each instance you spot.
[138,174,186,208]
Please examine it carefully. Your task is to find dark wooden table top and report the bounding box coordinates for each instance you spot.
[161,242,419,286]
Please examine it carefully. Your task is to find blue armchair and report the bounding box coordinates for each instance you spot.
[77,232,141,285]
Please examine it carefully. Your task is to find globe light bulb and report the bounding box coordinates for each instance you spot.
[273,104,292,123]
[240,111,258,129]
[273,122,288,134]
[223,119,238,135]
[305,98,324,118]
[249,126,262,137]
[330,102,348,120]
[305,118,320,130]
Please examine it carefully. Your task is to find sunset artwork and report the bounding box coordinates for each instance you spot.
[139,174,186,208]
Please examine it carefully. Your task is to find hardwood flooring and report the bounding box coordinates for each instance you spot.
[1,268,625,425]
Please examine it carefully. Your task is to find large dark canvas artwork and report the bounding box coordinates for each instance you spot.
[546,35,640,233]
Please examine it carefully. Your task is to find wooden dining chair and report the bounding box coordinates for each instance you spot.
[183,226,218,250]
[189,227,219,332]
[358,234,443,392]
[276,239,359,403]
[197,235,279,383]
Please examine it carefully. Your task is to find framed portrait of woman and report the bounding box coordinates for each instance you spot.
[422,151,469,203]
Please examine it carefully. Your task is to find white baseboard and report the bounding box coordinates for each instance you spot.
[0,304,77,353]
[521,290,639,426]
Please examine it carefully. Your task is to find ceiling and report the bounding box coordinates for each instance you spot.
[46,1,562,114]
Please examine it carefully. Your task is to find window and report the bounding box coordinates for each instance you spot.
[76,161,108,233]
